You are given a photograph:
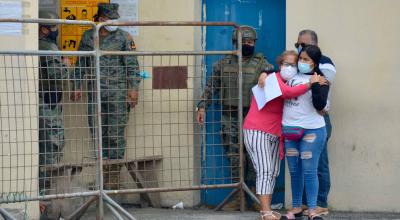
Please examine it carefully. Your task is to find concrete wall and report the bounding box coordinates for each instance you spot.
[3,0,399,215]
[1,0,202,217]
[60,0,203,208]
[0,0,40,219]
[122,0,203,207]
[286,0,400,212]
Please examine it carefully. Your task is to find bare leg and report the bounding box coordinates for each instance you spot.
[259,194,281,220]
[259,194,272,211]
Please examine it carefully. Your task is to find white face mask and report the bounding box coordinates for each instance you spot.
[280,65,298,81]
[104,25,118,32]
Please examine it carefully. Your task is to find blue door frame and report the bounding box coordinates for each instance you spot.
[201,0,286,206]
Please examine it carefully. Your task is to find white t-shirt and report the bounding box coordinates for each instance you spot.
[319,56,337,112]
[282,73,325,129]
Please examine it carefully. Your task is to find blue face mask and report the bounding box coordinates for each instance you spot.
[297,46,302,54]
[47,29,59,42]
[298,62,312,74]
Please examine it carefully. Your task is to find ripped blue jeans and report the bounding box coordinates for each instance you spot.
[285,126,327,210]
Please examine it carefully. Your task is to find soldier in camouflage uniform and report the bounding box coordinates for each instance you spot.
[38,10,70,191]
[196,26,274,205]
[38,10,71,219]
[71,3,140,189]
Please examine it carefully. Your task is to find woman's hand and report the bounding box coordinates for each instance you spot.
[310,72,321,84]
[258,72,267,87]
[318,76,329,86]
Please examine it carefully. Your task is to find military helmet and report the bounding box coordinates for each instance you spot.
[94,3,120,20]
[39,11,59,28]
[232,25,257,43]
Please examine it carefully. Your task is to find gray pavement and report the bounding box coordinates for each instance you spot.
[80,207,400,220]
[2,206,399,219]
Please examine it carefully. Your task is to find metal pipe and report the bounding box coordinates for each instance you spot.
[214,188,239,211]
[0,208,17,220]
[98,21,238,28]
[0,19,237,28]
[102,193,137,220]
[105,203,124,220]
[0,18,95,26]
[236,27,245,212]
[94,24,105,220]
[0,50,95,56]
[242,183,260,205]
[65,196,98,220]
[0,50,234,56]
[99,50,236,56]
[105,183,240,195]
[0,191,100,203]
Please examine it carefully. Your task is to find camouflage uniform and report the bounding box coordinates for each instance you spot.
[38,36,69,195]
[39,38,68,164]
[74,22,140,160]
[198,26,274,183]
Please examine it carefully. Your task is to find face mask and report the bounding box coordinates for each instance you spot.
[298,62,313,74]
[280,66,298,80]
[47,29,59,42]
[104,25,118,32]
[242,44,255,56]
[297,46,302,54]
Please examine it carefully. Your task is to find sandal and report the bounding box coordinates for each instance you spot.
[280,210,303,220]
[308,213,324,220]
[260,210,281,220]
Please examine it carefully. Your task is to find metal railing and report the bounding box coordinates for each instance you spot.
[0,19,254,219]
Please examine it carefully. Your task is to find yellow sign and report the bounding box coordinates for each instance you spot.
[61,0,109,64]
[61,35,80,51]
[76,7,93,20]
[61,0,109,7]
[61,6,77,20]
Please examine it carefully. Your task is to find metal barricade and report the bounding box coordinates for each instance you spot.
[0,19,255,219]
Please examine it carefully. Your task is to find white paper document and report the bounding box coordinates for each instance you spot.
[251,73,282,110]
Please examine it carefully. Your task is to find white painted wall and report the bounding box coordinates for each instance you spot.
[61,0,204,208]
[0,0,40,219]
[286,0,400,212]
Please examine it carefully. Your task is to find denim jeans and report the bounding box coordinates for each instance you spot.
[285,126,327,209]
[302,115,332,208]
[318,115,332,207]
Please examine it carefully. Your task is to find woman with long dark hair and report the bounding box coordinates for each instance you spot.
[244,50,323,220]
[281,45,329,220]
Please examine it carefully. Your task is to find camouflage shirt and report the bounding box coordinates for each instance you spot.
[74,28,140,91]
[39,38,70,103]
[198,53,274,108]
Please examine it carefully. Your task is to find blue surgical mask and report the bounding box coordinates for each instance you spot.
[298,62,312,74]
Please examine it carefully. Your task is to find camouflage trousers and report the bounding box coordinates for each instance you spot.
[88,91,128,159]
[221,107,255,183]
[39,97,65,191]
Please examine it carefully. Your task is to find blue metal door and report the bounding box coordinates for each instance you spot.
[201,0,286,206]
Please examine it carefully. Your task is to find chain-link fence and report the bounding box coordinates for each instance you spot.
[0,19,253,219]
